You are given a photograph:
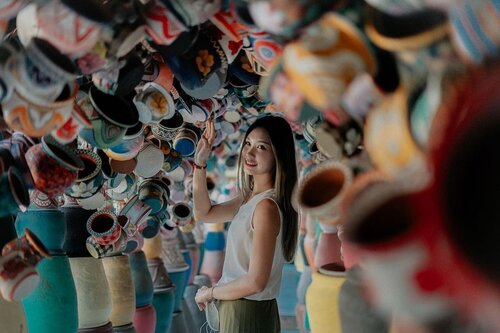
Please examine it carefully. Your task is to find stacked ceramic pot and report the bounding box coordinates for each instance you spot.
[15,191,79,333]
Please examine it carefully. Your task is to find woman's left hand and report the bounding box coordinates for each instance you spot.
[195,286,212,311]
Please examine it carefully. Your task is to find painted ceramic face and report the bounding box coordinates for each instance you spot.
[242,127,275,176]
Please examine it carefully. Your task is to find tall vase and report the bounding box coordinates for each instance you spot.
[15,208,67,255]
[148,258,175,333]
[152,289,175,333]
[22,255,79,333]
[200,228,225,285]
[102,255,136,328]
[160,229,189,313]
[129,251,154,308]
[0,297,28,333]
[69,257,112,330]
[306,263,346,333]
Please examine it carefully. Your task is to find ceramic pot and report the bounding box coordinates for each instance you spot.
[129,251,154,308]
[283,13,376,111]
[133,304,156,333]
[200,229,225,285]
[87,210,121,246]
[306,263,346,333]
[25,136,84,198]
[22,255,78,333]
[343,186,454,323]
[16,208,67,255]
[151,289,175,333]
[69,257,112,329]
[66,149,104,199]
[147,258,174,293]
[0,252,39,302]
[3,55,78,138]
[297,160,352,222]
[143,234,163,260]
[102,255,136,327]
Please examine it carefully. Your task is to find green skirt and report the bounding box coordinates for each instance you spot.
[218,298,280,333]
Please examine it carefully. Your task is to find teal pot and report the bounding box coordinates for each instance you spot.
[16,208,67,255]
[133,304,156,333]
[198,243,205,273]
[0,215,16,249]
[60,204,96,257]
[78,321,113,333]
[187,247,200,285]
[129,251,154,308]
[183,284,206,330]
[22,255,78,333]
[0,296,28,333]
[167,266,189,313]
[152,289,175,333]
[113,323,137,333]
[102,255,136,327]
[181,250,192,289]
[69,257,112,329]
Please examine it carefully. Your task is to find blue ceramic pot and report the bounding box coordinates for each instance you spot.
[16,209,67,255]
[129,251,154,308]
[181,250,192,288]
[205,231,225,251]
[168,267,189,313]
[22,255,78,333]
[152,289,175,333]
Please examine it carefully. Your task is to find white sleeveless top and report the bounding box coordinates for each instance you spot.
[218,189,285,301]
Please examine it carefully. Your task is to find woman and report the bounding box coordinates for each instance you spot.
[193,115,298,332]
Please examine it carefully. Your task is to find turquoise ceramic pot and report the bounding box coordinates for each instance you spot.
[181,250,192,288]
[129,251,154,308]
[15,209,67,255]
[204,231,225,251]
[22,255,78,333]
[152,289,175,333]
[198,243,205,274]
[168,267,189,313]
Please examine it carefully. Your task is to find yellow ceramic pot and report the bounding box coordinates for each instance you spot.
[364,86,426,178]
[306,264,346,333]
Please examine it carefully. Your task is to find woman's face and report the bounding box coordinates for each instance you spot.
[242,127,276,176]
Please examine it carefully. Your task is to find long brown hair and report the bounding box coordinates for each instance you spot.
[237,115,299,261]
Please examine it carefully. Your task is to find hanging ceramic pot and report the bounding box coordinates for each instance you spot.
[69,257,112,329]
[25,135,84,198]
[297,160,352,222]
[66,149,104,199]
[151,288,175,333]
[22,255,79,333]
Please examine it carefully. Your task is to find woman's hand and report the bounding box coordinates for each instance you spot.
[195,286,213,311]
[194,118,216,166]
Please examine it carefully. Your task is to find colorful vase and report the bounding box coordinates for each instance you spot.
[69,257,112,330]
[22,255,78,333]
